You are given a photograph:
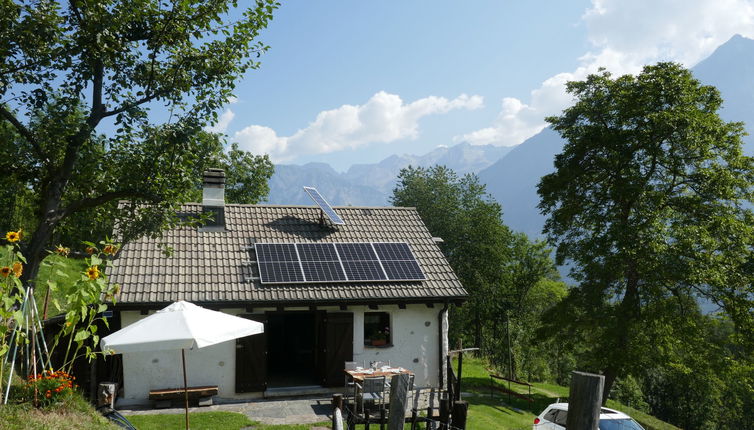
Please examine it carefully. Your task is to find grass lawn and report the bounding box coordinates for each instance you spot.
[453,355,681,430]
[0,392,117,430]
[126,411,259,430]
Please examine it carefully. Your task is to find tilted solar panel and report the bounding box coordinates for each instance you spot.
[303,186,345,225]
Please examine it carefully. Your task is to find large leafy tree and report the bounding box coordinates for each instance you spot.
[0,0,279,283]
[392,166,512,349]
[538,62,754,400]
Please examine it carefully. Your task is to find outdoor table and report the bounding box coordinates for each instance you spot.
[345,366,413,382]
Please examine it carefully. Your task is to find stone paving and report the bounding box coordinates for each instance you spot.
[119,396,333,425]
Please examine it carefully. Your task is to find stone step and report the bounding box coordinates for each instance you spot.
[263,385,341,398]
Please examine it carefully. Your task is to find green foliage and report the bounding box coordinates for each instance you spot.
[392,166,512,348]
[538,62,754,400]
[217,142,275,204]
[0,0,280,284]
[392,165,565,381]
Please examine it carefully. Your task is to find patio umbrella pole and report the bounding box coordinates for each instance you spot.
[182,349,189,430]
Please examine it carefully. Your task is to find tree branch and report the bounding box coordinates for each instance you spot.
[101,89,168,118]
[0,104,48,163]
[59,189,161,220]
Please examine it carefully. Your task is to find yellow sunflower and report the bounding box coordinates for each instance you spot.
[103,244,118,255]
[55,246,70,257]
[0,267,10,278]
[12,262,22,278]
[85,247,96,255]
[86,266,100,280]
[5,230,21,243]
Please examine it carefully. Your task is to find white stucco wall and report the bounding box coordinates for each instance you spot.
[117,304,443,404]
[352,304,441,389]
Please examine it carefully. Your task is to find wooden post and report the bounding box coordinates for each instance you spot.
[387,373,410,430]
[451,401,468,430]
[332,393,344,429]
[426,388,436,430]
[439,394,450,426]
[456,351,463,402]
[365,409,371,430]
[566,371,604,430]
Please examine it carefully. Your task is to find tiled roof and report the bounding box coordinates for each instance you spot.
[108,204,467,306]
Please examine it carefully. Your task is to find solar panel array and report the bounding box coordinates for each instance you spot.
[303,186,345,225]
[255,242,426,284]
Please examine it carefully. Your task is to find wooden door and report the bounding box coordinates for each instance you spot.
[235,314,267,393]
[320,312,354,387]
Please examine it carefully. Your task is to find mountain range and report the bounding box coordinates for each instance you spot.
[264,142,511,206]
[266,34,754,239]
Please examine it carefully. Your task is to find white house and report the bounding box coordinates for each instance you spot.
[105,170,467,404]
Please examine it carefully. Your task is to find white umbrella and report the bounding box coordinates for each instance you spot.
[101,301,264,429]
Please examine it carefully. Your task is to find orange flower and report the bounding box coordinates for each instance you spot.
[12,262,22,278]
[0,267,10,278]
[5,230,21,243]
[85,246,96,255]
[86,265,100,280]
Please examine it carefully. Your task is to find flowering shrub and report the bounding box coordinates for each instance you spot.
[25,369,76,407]
[0,231,120,405]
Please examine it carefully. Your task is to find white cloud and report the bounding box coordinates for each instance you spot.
[456,0,754,147]
[204,108,235,134]
[233,91,483,162]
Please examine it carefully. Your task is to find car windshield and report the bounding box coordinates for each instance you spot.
[599,418,644,430]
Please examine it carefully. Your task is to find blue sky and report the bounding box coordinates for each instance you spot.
[210,0,754,171]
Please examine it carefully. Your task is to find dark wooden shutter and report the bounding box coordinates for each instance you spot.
[321,312,354,387]
[235,314,267,393]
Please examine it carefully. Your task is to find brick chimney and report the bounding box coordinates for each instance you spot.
[201,168,225,230]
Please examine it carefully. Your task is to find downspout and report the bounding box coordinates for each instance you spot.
[438,302,449,389]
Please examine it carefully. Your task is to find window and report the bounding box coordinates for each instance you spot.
[364,312,391,347]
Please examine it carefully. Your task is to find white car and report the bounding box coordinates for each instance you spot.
[533,403,645,430]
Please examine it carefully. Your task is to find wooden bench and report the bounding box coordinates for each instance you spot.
[149,385,218,408]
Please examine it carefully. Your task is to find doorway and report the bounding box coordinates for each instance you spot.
[266,312,318,387]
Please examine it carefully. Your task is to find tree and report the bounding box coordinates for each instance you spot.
[0,0,279,284]
[537,62,754,400]
[209,142,274,205]
[392,166,512,349]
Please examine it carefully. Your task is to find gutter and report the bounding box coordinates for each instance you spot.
[438,302,449,389]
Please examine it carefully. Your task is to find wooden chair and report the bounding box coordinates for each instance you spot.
[344,361,357,404]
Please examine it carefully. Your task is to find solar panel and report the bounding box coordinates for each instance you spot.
[255,243,299,262]
[381,260,425,281]
[258,262,305,283]
[296,243,339,261]
[373,242,415,260]
[254,241,424,284]
[296,243,346,281]
[303,186,345,225]
[335,243,378,261]
[301,261,347,282]
[255,243,304,283]
[373,242,426,281]
[341,260,387,281]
